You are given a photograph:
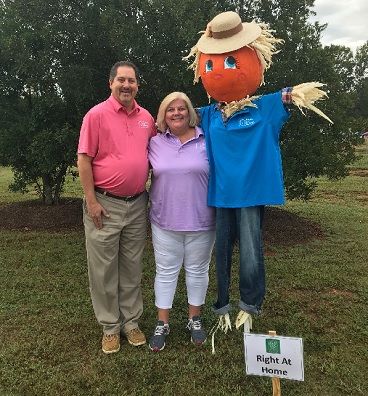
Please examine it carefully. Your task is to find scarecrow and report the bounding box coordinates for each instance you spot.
[184,11,332,348]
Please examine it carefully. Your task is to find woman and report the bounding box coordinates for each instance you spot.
[148,92,215,352]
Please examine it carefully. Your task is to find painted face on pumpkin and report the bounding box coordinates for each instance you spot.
[199,46,263,102]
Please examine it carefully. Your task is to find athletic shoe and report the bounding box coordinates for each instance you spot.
[186,316,207,346]
[149,321,170,352]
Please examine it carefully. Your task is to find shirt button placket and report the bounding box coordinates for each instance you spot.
[126,118,132,136]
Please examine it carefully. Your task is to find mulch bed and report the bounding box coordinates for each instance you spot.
[0,198,83,231]
[0,199,323,248]
[263,206,324,247]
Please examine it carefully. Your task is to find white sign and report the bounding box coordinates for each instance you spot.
[244,333,304,381]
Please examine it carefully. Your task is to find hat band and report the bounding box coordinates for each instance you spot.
[212,23,243,39]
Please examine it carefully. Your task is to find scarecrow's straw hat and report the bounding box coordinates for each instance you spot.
[197,11,262,54]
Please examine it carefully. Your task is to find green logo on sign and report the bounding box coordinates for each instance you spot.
[266,338,281,354]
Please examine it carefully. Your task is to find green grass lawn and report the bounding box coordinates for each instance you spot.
[1,144,367,395]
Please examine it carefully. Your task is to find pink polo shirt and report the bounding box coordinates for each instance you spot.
[78,96,156,196]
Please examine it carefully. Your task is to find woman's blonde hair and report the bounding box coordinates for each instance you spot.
[156,92,198,132]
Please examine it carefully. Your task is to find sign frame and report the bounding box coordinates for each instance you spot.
[244,333,304,381]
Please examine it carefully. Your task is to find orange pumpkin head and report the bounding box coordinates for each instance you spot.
[199,46,263,102]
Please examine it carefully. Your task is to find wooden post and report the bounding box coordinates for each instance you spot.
[269,330,281,396]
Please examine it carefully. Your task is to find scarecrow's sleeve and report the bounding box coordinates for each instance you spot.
[282,82,333,124]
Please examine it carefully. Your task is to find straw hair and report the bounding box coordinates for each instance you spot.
[156,92,199,132]
[251,23,283,85]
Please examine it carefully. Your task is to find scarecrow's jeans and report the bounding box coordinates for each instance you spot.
[213,206,265,316]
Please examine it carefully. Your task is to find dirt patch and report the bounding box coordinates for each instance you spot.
[355,194,368,203]
[279,287,357,301]
[0,198,83,231]
[327,288,356,298]
[263,206,323,247]
[0,200,323,248]
[349,168,368,177]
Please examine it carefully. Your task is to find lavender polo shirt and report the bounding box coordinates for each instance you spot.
[78,95,156,196]
[149,126,215,231]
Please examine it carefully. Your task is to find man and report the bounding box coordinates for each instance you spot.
[77,61,156,354]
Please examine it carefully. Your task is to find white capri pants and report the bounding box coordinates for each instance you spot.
[151,223,216,309]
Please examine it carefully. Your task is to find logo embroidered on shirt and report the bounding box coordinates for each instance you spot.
[138,120,149,128]
[195,142,206,150]
[239,118,255,127]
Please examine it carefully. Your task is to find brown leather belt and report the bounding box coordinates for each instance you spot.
[95,187,144,202]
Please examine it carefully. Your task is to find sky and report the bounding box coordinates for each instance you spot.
[310,0,367,53]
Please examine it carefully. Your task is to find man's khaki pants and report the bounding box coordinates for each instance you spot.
[83,191,148,335]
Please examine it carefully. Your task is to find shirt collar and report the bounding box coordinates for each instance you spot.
[108,95,141,114]
[164,125,203,138]
[194,125,204,138]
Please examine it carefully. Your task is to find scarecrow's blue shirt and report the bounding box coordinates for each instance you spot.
[198,90,290,208]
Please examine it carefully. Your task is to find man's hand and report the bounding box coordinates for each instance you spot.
[77,153,111,229]
[87,200,110,229]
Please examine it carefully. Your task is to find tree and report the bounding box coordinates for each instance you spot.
[0,0,115,204]
[354,42,368,121]
[0,94,76,204]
